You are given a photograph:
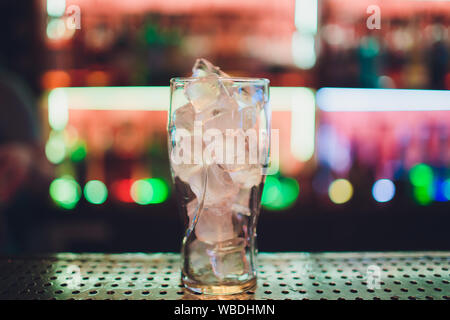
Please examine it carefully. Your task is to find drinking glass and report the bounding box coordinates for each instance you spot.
[168,76,270,294]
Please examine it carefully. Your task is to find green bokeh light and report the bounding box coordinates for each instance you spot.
[84,180,108,205]
[413,184,434,206]
[70,141,87,162]
[262,176,299,210]
[49,176,81,210]
[279,177,300,207]
[147,178,170,204]
[131,178,170,205]
[261,176,281,206]
[410,163,433,187]
[131,180,154,205]
[45,135,66,164]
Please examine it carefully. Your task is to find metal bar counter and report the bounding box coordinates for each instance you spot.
[0,252,448,300]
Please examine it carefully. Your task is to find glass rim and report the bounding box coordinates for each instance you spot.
[170,76,270,85]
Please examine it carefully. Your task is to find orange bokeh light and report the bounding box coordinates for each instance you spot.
[41,70,71,89]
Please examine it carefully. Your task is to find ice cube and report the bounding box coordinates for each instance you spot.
[170,123,205,190]
[239,106,258,131]
[202,106,257,137]
[231,188,251,216]
[210,249,246,279]
[184,165,240,243]
[219,129,260,173]
[172,163,204,192]
[233,86,265,110]
[173,103,195,132]
[197,206,234,243]
[196,88,237,121]
[188,238,248,281]
[186,58,238,117]
[229,165,261,188]
[186,239,212,278]
[187,199,235,243]
[180,163,238,207]
[204,164,238,205]
[201,107,239,133]
[186,167,207,200]
[185,75,222,113]
[170,138,204,184]
[192,58,229,78]
[207,238,247,279]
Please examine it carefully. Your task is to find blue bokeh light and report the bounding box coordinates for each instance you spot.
[443,179,450,201]
[372,179,396,203]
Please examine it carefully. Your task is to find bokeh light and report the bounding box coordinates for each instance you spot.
[47,0,66,17]
[113,179,134,203]
[295,0,318,34]
[45,133,66,164]
[48,88,69,131]
[413,185,434,206]
[131,180,154,205]
[147,178,170,204]
[409,163,433,187]
[84,180,108,205]
[69,140,87,162]
[262,176,299,210]
[41,70,71,89]
[49,176,81,210]
[280,177,300,208]
[261,176,282,206]
[46,18,66,40]
[434,179,449,202]
[443,179,450,201]
[86,71,110,86]
[129,178,170,205]
[329,179,353,204]
[292,32,316,69]
[372,179,396,203]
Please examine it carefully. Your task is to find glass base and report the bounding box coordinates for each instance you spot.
[182,277,257,295]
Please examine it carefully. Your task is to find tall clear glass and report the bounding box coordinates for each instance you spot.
[168,77,270,295]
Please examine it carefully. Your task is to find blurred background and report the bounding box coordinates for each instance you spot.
[0,0,449,254]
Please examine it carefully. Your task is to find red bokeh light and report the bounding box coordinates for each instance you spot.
[112,179,134,203]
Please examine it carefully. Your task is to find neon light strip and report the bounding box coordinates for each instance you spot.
[48,86,316,162]
[295,0,318,34]
[50,86,170,111]
[270,87,316,161]
[316,88,450,112]
[49,86,312,112]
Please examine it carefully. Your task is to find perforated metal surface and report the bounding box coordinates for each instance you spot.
[0,252,448,300]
